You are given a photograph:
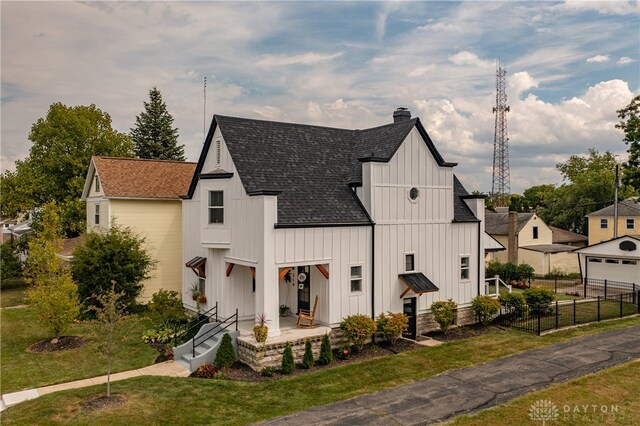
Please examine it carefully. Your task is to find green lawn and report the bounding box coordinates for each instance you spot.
[1,307,157,394]
[1,287,28,308]
[510,286,580,301]
[2,316,639,425]
[449,360,640,425]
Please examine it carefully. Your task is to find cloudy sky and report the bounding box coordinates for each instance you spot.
[1,1,638,193]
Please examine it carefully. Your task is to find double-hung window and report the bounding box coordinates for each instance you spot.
[600,219,608,229]
[627,218,635,230]
[95,176,100,192]
[94,204,100,225]
[460,256,470,280]
[208,191,224,224]
[350,266,362,292]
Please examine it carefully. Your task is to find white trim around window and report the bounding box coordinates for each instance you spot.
[208,190,224,224]
[349,264,364,293]
[404,252,416,273]
[600,218,608,229]
[460,255,470,281]
[626,218,635,230]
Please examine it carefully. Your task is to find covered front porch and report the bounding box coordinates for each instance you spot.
[224,259,331,337]
[237,315,331,345]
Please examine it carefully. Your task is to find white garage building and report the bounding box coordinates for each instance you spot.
[576,235,640,285]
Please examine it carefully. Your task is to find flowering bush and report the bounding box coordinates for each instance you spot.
[338,345,351,360]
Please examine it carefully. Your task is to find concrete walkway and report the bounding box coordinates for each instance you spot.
[0,360,190,412]
[259,325,640,426]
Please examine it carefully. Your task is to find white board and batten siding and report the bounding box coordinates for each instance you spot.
[273,226,372,327]
[364,127,481,315]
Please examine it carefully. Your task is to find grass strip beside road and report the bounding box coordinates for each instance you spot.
[449,360,640,425]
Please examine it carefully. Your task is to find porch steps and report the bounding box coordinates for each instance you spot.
[172,322,239,373]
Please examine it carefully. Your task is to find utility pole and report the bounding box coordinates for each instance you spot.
[491,60,511,207]
[203,76,207,140]
[614,163,619,238]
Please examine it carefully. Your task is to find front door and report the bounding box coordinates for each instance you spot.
[297,266,311,313]
[403,297,417,340]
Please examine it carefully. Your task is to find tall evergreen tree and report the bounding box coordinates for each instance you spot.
[131,87,185,161]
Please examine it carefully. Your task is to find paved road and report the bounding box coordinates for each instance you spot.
[259,325,640,426]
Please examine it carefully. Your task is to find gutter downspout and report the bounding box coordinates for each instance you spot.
[371,222,375,320]
[477,221,482,296]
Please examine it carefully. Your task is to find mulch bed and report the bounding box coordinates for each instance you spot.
[423,324,504,342]
[81,395,127,412]
[147,342,173,363]
[27,336,85,353]
[220,340,421,382]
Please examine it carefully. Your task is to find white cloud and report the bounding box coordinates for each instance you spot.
[617,56,635,65]
[509,72,539,96]
[256,52,344,67]
[586,54,610,63]
[448,51,494,68]
[554,1,640,16]
[407,65,436,78]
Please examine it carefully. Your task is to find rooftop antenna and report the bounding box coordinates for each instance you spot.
[491,58,511,207]
[203,76,207,139]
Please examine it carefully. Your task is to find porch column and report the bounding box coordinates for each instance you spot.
[256,194,280,336]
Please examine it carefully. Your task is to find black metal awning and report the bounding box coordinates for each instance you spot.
[399,273,439,298]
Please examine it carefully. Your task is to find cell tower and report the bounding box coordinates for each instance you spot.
[491,61,510,206]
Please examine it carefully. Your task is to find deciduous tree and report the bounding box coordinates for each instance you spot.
[1,103,133,236]
[72,224,155,310]
[616,95,640,192]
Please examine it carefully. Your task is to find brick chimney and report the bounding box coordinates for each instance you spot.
[508,211,518,264]
[393,107,411,123]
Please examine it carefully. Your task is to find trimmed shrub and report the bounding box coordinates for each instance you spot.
[281,342,295,374]
[523,287,556,315]
[498,292,528,319]
[302,340,314,369]
[431,299,457,333]
[318,333,333,366]
[376,311,409,345]
[147,289,186,327]
[517,263,535,282]
[193,363,220,379]
[214,333,236,369]
[471,295,500,325]
[340,314,376,351]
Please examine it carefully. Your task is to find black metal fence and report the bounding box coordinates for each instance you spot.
[528,276,638,299]
[499,290,640,335]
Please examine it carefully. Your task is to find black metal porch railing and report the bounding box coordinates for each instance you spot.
[192,308,238,358]
[173,302,218,347]
[499,290,640,335]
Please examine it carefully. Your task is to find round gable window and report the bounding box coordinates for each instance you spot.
[409,187,419,201]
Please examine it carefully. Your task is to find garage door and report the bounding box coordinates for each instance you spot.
[586,257,640,284]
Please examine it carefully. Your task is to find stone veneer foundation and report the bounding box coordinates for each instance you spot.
[238,307,478,371]
[417,306,477,334]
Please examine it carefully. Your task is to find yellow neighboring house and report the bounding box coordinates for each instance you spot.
[586,198,640,245]
[81,156,196,301]
[485,208,586,275]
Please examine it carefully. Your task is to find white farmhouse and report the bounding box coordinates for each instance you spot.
[181,108,486,349]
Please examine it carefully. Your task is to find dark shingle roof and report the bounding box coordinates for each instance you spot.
[187,114,456,226]
[587,199,640,217]
[484,210,535,235]
[452,176,479,222]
